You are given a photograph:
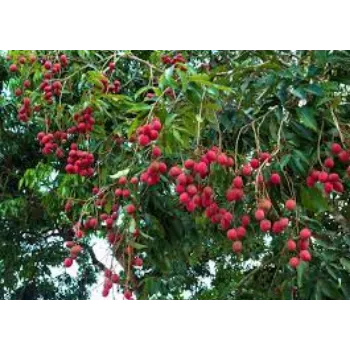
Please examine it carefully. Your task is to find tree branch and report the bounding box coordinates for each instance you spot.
[83,243,107,271]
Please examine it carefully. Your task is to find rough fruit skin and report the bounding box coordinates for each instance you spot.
[324,182,333,194]
[279,218,289,229]
[177,173,187,185]
[232,176,244,189]
[226,188,244,202]
[258,199,272,211]
[118,176,128,185]
[237,226,246,239]
[152,146,162,157]
[111,274,120,284]
[158,162,167,174]
[64,258,73,268]
[250,158,260,169]
[260,219,272,232]
[115,188,123,197]
[138,134,150,146]
[285,199,296,211]
[328,173,340,182]
[104,278,113,290]
[270,173,281,185]
[300,250,312,262]
[195,162,208,175]
[241,215,250,227]
[271,221,282,234]
[217,154,228,166]
[227,229,238,241]
[169,166,182,178]
[124,290,133,300]
[324,157,335,169]
[338,151,350,163]
[299,239,310,251]
[306,177,315,187]
[333,181,344,193]
[175,184,185,194]
[289,257,300,269]
[126,204,136,214]
[206,150,217,162]
[255,209,265,221]
[331,143,342,155]
[186,185,197,196]
[232,241,243,253]
[310,170,320,181]
[134,257,143,267]
[184,159,194,169]
[287,240,297,251]
[70,245,82,256]
[242,165,252,176]
[130,177,138,185]
[300,228,311,240]
[179,192,190,204]
[259,152,271,162]
[318,171,329,183]
[9,64,18,72]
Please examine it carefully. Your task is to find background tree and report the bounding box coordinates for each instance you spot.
[1,50,350,300]
[0,54,98,299]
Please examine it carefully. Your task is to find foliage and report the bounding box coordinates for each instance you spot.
[1,50,350,300]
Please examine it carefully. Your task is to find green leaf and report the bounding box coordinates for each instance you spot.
[110,168,130,180]
[129,242,147,250]
[172,129,184,146]
[297,107,318,132]
[297,261,307,288]
[318,279,340,299]
[128,117,142,138]
[340,258,350,272]
[159,66,177,89]
[305,84,323,96]
[293,149,310,167]
[126,103,151,114]
[189,74,232,92]
[128,218,136,233]
[280,154,291,169]
[300,187,328,213]
[325,265,339,280]
[178,70,188,92]
[140,232,154,240]
[291,87,306,100]
[135,86,153,99]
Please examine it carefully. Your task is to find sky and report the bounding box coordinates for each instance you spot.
[51,238,124,302]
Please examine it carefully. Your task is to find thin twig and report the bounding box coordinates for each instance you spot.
[317,120,325,168]
[330,108,345,146]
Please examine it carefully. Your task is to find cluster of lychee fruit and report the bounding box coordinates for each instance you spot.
[287,227,312,269]
[67,107,95,135]
[161,53,186,66]
[114,176,133,199]
[17,97,32,122]
[137,117,162,146]
[63,241,83,268]
[65,143,95,177]
[39,79,63,104]
[168,148,235,219]
[139,147,167,186]
[102,268,121,298]
[306,143,349,194]
[100,75,122,94]
[7,53,37,73]
[37,130,67,157]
